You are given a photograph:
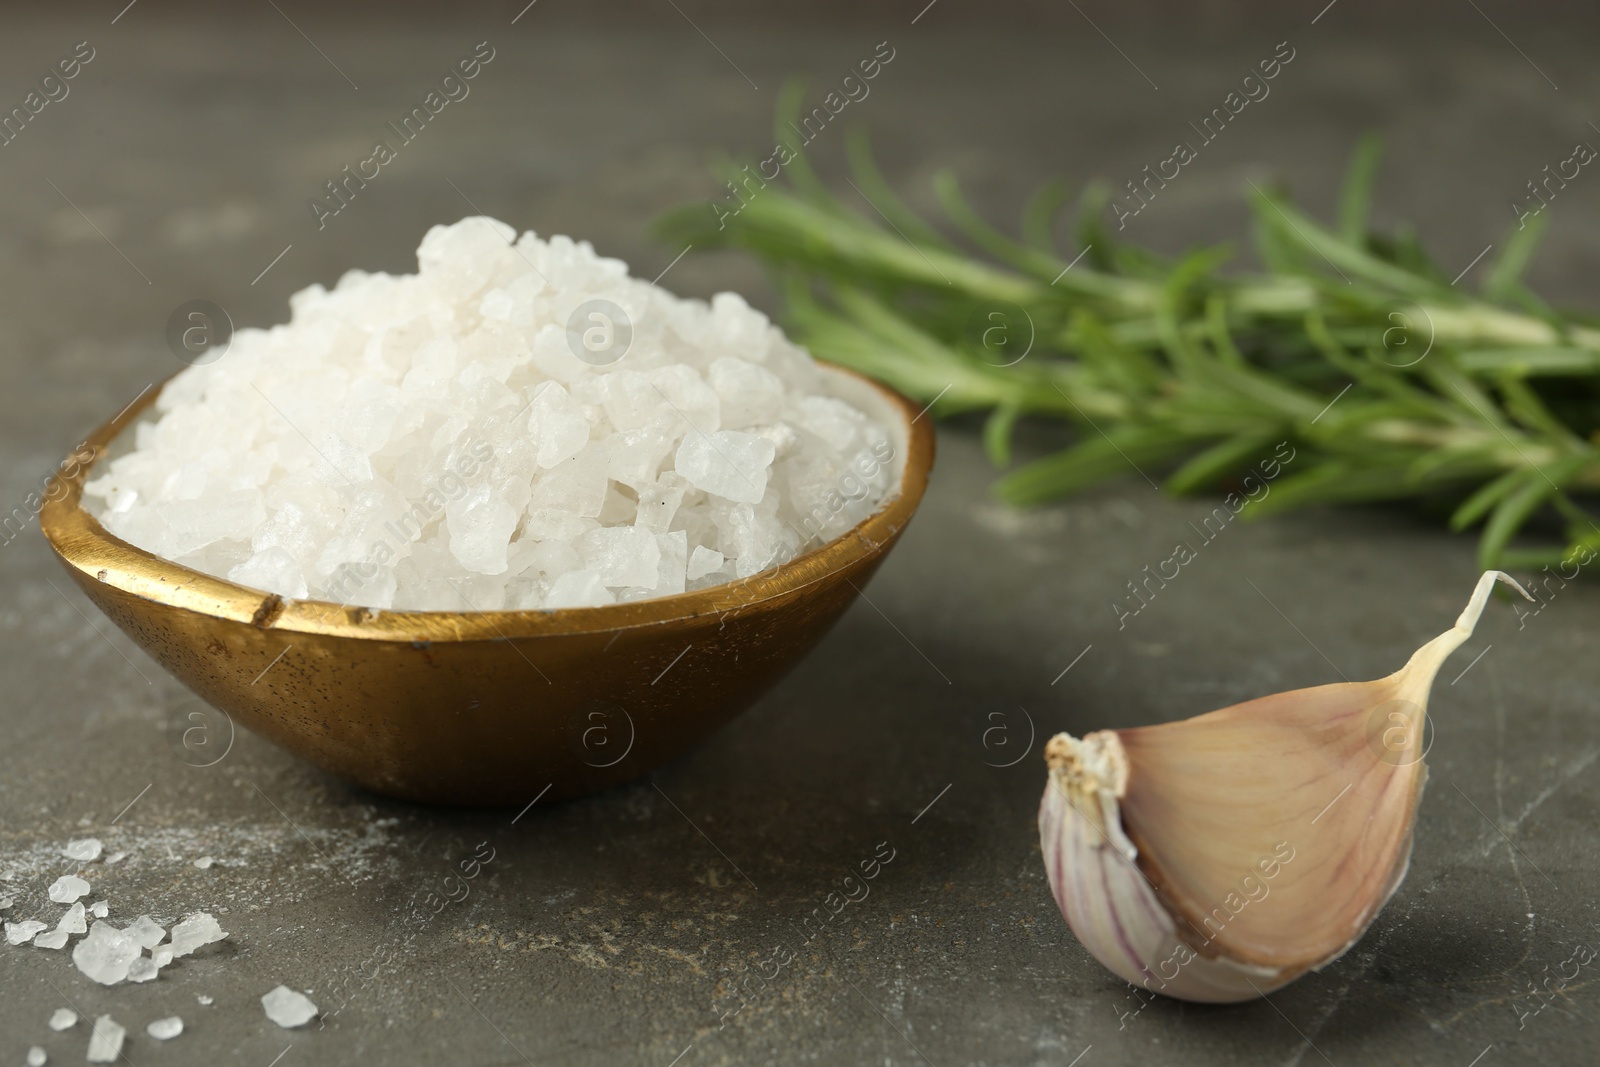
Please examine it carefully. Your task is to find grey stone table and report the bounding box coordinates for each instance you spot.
[2,3,1597,1064]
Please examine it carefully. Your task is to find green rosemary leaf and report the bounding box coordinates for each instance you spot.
[1478,456,1587,568]
[995,428,1192,506]
[1450,468,1531,531]
[1242,461,1422,517]
[1165,432,1283,495]
[1453,347,1600,375]
[984,402,1023,467]
[1021,178,1074,255]
[1484,207,1552,302]
[1338,134,1384,245]
[844,128,956,253]
[934,171,1066,282]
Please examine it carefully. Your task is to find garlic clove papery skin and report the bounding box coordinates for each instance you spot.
[1040,571,1530,1003]
[1040,732,1288,1002]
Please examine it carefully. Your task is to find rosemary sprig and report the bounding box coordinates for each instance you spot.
[655,104,1600,571]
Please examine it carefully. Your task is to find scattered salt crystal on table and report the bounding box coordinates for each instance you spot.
[193,856,214,869]
[152,946,175,967]
[72,923,142,985]
[0,896,12,910]
[105,852,127,865]
[89,900,109,918]
[196,995,213,1006]
[56,902,87,935]
[167,912,227,957]
[146,1016,183,1040]
[62,838,103,862]
[47,875,89,904]
[124,915,165,949]
[127,956,161,982]
[6,920,47,945]
[86,1016,125,1064]
[26,1046,45,1066]
[84,218,895,611]
[49,1008,78,1030]
[33,929,69,950]
[261,985,318,1028]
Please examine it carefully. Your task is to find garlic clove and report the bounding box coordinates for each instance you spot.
[1040,570,1530,1002]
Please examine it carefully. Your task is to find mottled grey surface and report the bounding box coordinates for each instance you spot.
[2,3,1598,1065]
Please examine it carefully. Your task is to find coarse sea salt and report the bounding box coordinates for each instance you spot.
[47,875,89,904]
[72,923,142,985]
[86,218,895,611]
[147,1016,184,1040]
[49,1008,78,1031]
[261,985,318,1028]
[167,911,227,958]
[56,901,87,935]
[63,838,103,862]
[86,1016,125,1064]
[33,929,69,950]
[125,914,165,949]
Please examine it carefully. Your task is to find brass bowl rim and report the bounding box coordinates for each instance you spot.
[40,363,935,642]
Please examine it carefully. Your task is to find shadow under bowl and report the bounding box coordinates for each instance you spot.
[39,364,936,804]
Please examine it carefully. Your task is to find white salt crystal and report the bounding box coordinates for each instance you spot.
[86,1016,125,1063]
[193,855,215,869]
[527,382,590,469]
[228,547,309,599]
[446,486,518,575]
[261,985,319,1028]
[105,852,127,865]
[147,1016,184,1040]
[73,923,141,985]
[56,902,87,935]
[604,427,672,489]
[479,287,514,320]
[528,451,608,517]
[649,365,721,435]
[196,995,213,1006]
[47,875,90,904]
[49,1008,78,1031]
[724,502,791,578]
[167,912,227,957]
[651,531,688,597]
[152,946,175,967]
[26,1048,44,1067]
[89,900,109,918]
[0,896,11,910]
[5,920,47,945]
[753,421,800,460]
[128,956,161,982]
[675,431,774,505]
[577,526,660,589]
[634,477,687,535]
[63,838,103,862]
[687,546,724,581]
[709,357,785,428]
[544,570,613,609]
[124,915,166,949]
[34,929,69,949]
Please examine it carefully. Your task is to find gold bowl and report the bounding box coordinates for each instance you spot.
[40,364,935,804]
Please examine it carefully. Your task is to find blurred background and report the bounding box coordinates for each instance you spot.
[4,2,1600,1065]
